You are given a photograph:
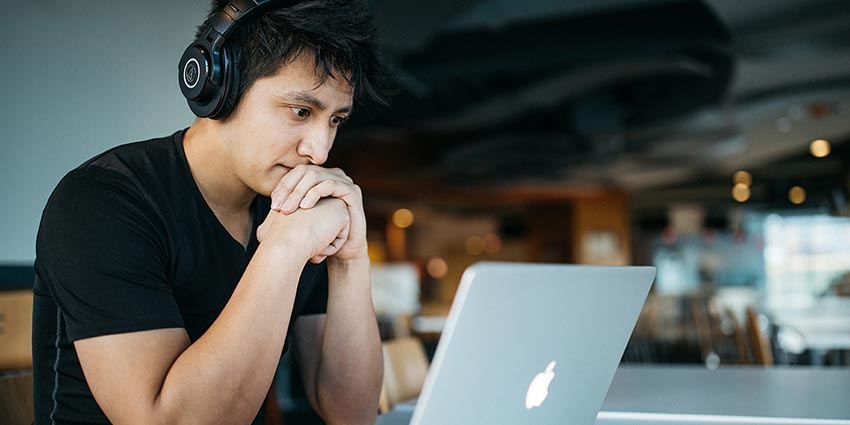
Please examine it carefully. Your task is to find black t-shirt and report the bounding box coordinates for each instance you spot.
[32,130,328,424]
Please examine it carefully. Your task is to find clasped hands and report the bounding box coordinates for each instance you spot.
[257,165,367,264]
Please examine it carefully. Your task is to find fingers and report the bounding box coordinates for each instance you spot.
[318,216,350,258]
[267,165,361,261]
[280,170,323,213]
[270,165,354,214]
[300,180,356,210]
[271,166,309,211]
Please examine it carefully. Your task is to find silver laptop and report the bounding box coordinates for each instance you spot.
[377,262,655,425]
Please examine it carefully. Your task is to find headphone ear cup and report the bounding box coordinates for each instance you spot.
[213,46,242,120]
[182,40,232,118]
[178,45,212,104]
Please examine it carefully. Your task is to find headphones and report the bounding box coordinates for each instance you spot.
[178,0,281,119]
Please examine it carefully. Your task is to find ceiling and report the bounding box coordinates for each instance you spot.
[332,0,850,213]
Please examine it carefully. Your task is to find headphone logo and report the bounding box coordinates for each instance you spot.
[183,58,201,89]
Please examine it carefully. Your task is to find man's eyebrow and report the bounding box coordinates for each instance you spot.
[283,91,353,115]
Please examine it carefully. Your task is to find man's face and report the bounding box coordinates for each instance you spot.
[218,53,354,196]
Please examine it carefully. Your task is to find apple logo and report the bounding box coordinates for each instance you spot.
[525,360,556,410]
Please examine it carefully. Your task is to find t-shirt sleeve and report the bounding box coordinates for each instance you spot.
[298,261,329,316]
[35,166,183,342]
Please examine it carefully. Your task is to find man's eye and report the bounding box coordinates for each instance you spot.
[290,107,310,118]
[330,116,348,127]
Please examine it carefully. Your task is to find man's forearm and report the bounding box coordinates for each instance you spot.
[317,257,383,424]
[154,242,304,424]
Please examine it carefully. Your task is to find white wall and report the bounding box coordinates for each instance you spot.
[0,1,208,263]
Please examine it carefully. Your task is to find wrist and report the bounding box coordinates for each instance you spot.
[327,254,370,274]
[262,227,314,262]
[253,237,311,274]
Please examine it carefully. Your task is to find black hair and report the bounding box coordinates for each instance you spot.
[196,0,390,112]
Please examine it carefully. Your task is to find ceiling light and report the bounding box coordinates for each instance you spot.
[426,257,448,279]
[733,170,752,187]
[788,186,806,205]
[810,139,831,158]
[732,183,750,203]
[392,208,415,228]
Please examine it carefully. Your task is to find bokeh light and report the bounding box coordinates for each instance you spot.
[788,186,806,205]
[733,170,752,187]
[732,183,751,203]
[426,257,448,279]
[465,236,485,255]
[810,139,831,158]
[391,208,415,228]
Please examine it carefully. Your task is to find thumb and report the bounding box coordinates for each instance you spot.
[257,209,277,243]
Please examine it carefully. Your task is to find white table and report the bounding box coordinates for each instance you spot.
[597,366,850,424]
[770,300,850,365]
[377,366,850,425]
[774,316,850,350]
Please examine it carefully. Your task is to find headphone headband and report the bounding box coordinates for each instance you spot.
[209,0,276,42]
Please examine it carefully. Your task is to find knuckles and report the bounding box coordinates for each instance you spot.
[304,169,320,180]
[271,184,292,199]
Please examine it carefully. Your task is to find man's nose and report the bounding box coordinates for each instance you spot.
[298,126,333,165]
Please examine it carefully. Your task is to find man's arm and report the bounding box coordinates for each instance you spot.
[274,164,382,423]
[75,200,350,424]
[292,257,382,425]
[76,241,302,424]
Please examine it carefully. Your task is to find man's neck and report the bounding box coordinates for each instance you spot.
[183,120,256,216]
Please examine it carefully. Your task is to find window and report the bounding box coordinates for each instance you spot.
[763,214,850,307]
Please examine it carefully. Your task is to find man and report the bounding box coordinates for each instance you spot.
[32,1,388,423]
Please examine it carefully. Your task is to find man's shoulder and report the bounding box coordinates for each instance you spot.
[38,132,187,257]
[45,131,185,220]
[79,131,182,179]
[55,131,183,194]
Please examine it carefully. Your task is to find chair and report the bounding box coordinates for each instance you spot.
[745,307,774,366]
[0,372,34,425]
[379,337,429,413]
[0,290,34,424]
[0,290,33,371]
[0,371,35,425]
[263,383,285,425]
[725,307,751,364]
[691,297,753,366]
[690,297,715,364]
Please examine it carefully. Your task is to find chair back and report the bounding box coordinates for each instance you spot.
[0,291,33,371]
[0,372,34,425]
[380,337,429,412]
[745,307,774,366]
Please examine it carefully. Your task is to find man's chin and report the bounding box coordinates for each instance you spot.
[246,179,273,198]
[257,183,276,198]
[254,167,289,197]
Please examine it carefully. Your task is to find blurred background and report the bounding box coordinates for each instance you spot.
[2,0,850,423]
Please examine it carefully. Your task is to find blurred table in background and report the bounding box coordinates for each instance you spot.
[768,297,850,365]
